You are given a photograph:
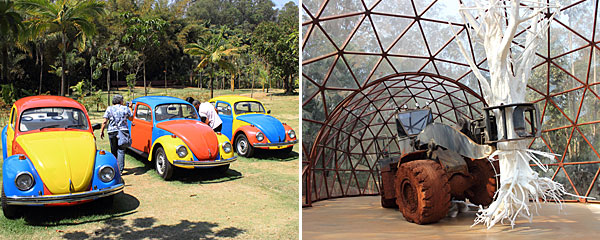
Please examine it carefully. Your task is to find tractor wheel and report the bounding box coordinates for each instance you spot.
[466,159,499,206]
[155,146,174,180]
[2,187,20,219]
[380,196,398,208]
[394,160,451,224]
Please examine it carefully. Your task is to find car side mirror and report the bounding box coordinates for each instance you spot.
[267,110,271,114]
[92,123,101,130]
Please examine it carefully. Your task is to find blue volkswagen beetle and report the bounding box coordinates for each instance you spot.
[208,96,297,157]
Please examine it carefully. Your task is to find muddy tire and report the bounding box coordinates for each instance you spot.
[2,187,20,219]
[235,134,254,157]
[155,146,174,180]
[381,196,398,208]
[466,159,499,206]
[394,160,451,224]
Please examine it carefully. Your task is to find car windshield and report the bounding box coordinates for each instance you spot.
[19,107,89,132]
[234,101,265,115]
[396,109,433,136]
[155,103,198,121]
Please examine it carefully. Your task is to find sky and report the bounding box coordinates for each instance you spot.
[272,0,298,9]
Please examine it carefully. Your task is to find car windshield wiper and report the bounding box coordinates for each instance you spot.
[39,125,61,131]
[65,124,86,129]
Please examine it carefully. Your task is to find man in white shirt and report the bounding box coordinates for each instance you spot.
[194,100,223,132]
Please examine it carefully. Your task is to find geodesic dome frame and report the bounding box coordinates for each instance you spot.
[302,0,600,206]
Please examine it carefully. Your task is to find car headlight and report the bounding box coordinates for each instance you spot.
[99,166,115,183]
[15,172,34,191]
[256,132,264,142]
[222,142,232,153]
[176,145,188,158]
[287,129,296,139]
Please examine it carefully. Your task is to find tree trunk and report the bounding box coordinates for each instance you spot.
[143,58,147,96]
[61,32,67,96]
[210,67,214,98]
[251,71,255,98]
[107,61,111,107]
[1,42,8,84]
[230,73,235,92]
[39,45,44,94]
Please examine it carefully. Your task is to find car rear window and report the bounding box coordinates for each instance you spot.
[19,107,89,132]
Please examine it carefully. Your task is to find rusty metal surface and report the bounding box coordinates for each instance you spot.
[417,123,493,160]
[429,148,469,176]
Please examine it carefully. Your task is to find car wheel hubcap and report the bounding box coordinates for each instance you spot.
[238,139,247,154]
[157,152,166,174]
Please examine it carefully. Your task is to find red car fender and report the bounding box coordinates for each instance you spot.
[234,125,265,146]
[282,123,297,142]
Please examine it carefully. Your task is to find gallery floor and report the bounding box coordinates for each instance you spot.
[303,196,600,239]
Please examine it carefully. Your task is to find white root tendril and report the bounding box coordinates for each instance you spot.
[471,148,579,229]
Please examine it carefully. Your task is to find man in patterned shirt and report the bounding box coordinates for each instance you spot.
[100,95,133,172]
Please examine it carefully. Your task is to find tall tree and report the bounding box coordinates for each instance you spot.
[20,0,105,96]
[121,12,166,96]
[184,27,239,98]
[0,0,23,84]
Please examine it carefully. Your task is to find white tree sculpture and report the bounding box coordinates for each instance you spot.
[453,0,573,229]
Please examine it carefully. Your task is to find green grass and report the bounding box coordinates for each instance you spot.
[0,88,299,239]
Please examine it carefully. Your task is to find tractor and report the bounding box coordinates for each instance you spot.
[377,103,541,224]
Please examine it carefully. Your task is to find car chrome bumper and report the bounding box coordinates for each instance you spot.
[173,156,237,167]
[253,140,298,147]
[5,183,124,205]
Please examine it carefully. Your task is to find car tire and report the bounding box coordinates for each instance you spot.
[2,186,20,219]
[155,146,174,180]
[215,164,230,174]
[276,146,293,157]
[395,160,451,224]
[235,134,254,157]
[97,194,116,207]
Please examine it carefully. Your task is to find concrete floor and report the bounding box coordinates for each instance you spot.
[303,196,600,239]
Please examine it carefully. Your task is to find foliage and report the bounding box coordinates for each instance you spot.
[1,0,298,100]
[1,83,33,105]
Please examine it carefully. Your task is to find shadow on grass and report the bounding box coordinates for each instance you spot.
[63,217,246,239]
[175,168,243,184]
[250,149,299,162]
[21,192,139,226]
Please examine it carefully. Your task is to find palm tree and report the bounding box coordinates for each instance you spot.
[184,29,239,98]
[0,0,23,84]
[20,0,104,96]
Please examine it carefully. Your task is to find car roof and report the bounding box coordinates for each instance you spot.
[210,95,261,104]
[133,96,192,108]
[14,96,86,112]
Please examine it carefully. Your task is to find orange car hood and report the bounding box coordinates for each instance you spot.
[156,120,219,160]
[16,131,95,194]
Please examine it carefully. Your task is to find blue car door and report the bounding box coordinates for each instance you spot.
[215,101,234,139]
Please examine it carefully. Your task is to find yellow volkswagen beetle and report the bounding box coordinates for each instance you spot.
[1,96,124,219]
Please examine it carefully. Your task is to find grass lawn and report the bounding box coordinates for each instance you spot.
[0,87,299,239]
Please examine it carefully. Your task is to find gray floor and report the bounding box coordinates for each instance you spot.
[303,196,600,239]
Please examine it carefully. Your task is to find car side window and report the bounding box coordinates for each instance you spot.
[10,107,15,129]
[216,102,232,116]
[136,105,152,122]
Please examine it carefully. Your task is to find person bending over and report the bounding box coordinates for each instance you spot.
[194,100,222,132]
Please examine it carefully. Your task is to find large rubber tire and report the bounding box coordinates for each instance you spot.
[381,196,398,208]
[466,159,499,206]
[395,160,451,224]
[235,134,254,157]
[155,146,174,180]
[2,187,20,219]
[215,164,230,174]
